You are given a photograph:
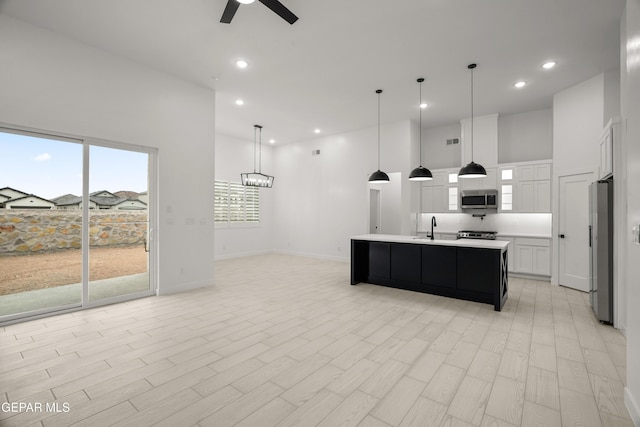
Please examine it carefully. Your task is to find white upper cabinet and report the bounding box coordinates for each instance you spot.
[460,167,497,190]
[421,170,456,213]
[500,160,552,213]
[599,120,616,179]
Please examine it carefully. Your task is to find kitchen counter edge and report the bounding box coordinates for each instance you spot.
[351,234,509,249]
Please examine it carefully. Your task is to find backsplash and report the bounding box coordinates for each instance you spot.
[417,213,552,237]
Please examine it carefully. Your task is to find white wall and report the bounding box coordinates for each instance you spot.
[551,75,604,287]
[214,133,275,259]
[498,109,553,163]
[423,123,461,169]
[273,120,413,261]
[0,14,216,295]
[622,0,640,422]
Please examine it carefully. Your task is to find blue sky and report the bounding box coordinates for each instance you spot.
[0,131,148,200]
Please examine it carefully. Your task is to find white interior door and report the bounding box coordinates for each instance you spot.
[558,172,593,292]
[369,188,380,234]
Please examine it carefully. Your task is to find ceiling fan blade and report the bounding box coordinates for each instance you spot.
[258,0,298,24]
[220,0,241,24]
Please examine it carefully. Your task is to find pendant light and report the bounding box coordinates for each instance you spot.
[458,63,487,179]
[409,78,433,181]
[368,89,390,184]
[241,124,274,188]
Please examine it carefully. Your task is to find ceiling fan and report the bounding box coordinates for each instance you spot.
[220,0,298,25]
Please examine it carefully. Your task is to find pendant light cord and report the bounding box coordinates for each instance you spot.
[252,124,264,173]
[418,78,423,167]
[258,125,262,173]
[469,64,476,163]
[253,125,257,173]
[377,90,382,171]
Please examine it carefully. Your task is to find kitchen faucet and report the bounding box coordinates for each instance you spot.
[431,216,437,240]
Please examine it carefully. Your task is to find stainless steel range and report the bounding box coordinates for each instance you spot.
[457,230,497,240]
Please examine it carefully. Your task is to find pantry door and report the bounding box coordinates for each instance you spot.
[558,172,593,292]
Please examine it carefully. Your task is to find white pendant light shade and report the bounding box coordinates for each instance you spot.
[369,89,389,184]
[458,63,487,179]
[409,78,433,182]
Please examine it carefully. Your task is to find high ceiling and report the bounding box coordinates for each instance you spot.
[0,0,625,145]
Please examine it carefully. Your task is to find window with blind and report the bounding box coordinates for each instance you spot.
[214,180,259,224]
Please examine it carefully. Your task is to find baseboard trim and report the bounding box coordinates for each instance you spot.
[509,272,552,281]
[625,386,640,426]
[273,249,349,263]
[215,249,271,261]
[158,279,213,295]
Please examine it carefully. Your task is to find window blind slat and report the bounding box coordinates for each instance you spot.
[215,180,259,224]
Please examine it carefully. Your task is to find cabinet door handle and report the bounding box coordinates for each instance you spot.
[558,234,565,238]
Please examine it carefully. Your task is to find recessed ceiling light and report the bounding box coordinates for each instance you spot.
[514,81,527,89]
[314,129,321,134]
[420,103,428,109]
[235,99,244,106]
[542,61,557,69]
[269,139,275,144]
[235,59,249,69]
[237,0,255,4]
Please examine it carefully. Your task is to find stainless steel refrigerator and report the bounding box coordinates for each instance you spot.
[589,179,613,324]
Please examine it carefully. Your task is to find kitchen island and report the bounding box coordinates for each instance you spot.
[351,234,509,311]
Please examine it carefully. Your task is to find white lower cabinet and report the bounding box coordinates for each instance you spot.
[501,236,551,277]
[514,237,551,276]
[502,237,515,273]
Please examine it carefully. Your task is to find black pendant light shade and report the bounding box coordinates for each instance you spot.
[369,169,390,183]
[369,89,390,184]
[241,125,275,188]
[408,166,433,181]
[457,161,487,178]
[409,78,433,182]
[458,63,487,179]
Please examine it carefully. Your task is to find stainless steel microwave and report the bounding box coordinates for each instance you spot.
[460,189,498,210]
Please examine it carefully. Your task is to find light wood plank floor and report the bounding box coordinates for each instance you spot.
[0,253,632,426]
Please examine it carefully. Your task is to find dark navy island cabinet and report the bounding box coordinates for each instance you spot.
[351,237,508,311]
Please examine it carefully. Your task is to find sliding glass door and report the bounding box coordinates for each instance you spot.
[0,128,156,322]
[0,131,83,317]
[88,145,151,302]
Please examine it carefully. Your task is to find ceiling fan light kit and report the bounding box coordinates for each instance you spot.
[458,63,487,179]
[221,0,299,25]
[241,125,275,188]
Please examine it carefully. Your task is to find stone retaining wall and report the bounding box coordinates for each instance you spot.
[0,210,148,255]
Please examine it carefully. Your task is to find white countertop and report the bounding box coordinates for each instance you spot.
[351,234,510,250]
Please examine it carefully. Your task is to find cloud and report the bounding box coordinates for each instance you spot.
[33,153,51,162]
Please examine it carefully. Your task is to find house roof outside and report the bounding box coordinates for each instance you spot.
[0,189,148,209]
[3,194,55,208]
[0,186,29,198]
[50,194,81,206]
